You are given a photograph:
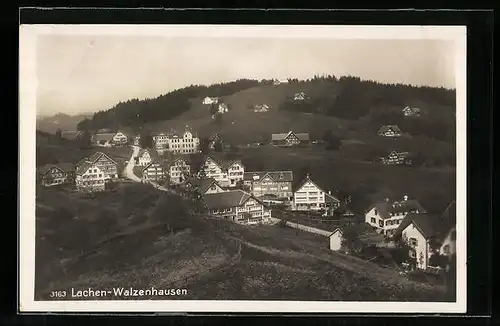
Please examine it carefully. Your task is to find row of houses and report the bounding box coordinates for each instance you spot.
[61,129,129,147]
[37,152,120,192]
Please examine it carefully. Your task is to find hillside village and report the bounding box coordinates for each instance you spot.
[36,76,457,301]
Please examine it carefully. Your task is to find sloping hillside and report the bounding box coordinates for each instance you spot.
[138,83,351,143]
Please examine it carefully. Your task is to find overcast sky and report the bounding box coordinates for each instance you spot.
[36,35,456,116]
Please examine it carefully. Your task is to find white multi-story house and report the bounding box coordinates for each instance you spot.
[378,125,403,137]
[243,171,293,200]
[140,161,167,183]
[112,131,128,144]
[394,210,455,271]
[136,148,160,167]
[203,189,272,225]
[202,96,219,105]
[167,157,191,184]
[365,196,426,237]
[166,129,200,155]
[75,163,106,192]
[292,174,340,212]
[152,132,169,154]
[77,152,119,180]
[37,163,74,187]
[200,156,245,188]
[402,106,421,117]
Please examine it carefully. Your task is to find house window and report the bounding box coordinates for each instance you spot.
[379,220,384,227]
[409,237,418,247]
[409,250,416,258]
[374,209,377,215]
[212,209,218,214]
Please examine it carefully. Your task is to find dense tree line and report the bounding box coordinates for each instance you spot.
[280,76,455,122]
[77,79,261,131]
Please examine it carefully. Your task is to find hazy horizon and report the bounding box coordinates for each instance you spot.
[36,35,456,117]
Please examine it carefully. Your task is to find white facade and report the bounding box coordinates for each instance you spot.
[137,150,153,167]
[169,159,190,184]
[202,157,244,188]
[153,133,169,153]
[76,166,106,192]
[167,130,200,155]
[142,162,166,182]
[227,162,245,187]
[202,96,218,105]
[329,230,343,251]
[293,179,330,211]
[401,223,431,270]
[365,204,421,237]
[235,197,271,225]
[202,157,228,186]
[112,132,128,144]
[365,207,407,236]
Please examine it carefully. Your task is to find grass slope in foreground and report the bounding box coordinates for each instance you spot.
[36,183,446,302]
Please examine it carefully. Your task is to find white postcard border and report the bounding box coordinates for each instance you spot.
[19,24,467,313]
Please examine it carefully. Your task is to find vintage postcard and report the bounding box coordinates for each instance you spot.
[19,24,466,313]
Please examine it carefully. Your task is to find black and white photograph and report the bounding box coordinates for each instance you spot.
[19,24,466,313]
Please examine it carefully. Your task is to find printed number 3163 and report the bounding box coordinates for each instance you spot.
[50,290,66,298]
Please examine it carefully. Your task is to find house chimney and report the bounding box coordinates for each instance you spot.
[328,191,331,195]
[403,195,408,201]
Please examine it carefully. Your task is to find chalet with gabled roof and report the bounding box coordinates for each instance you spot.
[393,207,455,271]
[136,148,160,167]
[186,177,225,196]
[378,125,403,137]
[271,131,310,147]
[365,195,426,237]
[37,163,75,187]
[381,151,412,165]
[292,174,340,212]
[243,170,293,201]
[75,163,106,192]
[402,106,421,117]
[139,161,167,183]
[77,152,119,180]
[166,156,191,184]
[200,155,245,188]
[293,92,306,101]
[203,189,272,225]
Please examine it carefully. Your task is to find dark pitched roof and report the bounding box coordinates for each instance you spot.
[378,125,403,134]
[88,152,118,165]
[75,161,95,175]
[394,213,447,240]
[271,131,310,141]
[222,160,244,170]
[93,133,116,142]
[203,189,255,209]
[368,199,426,219]
[37,163,75,175]
[187,177,219,194]
[243,171,293,182]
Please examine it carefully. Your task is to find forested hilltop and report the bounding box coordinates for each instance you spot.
[77,79,262,131]
[76,75,456,134]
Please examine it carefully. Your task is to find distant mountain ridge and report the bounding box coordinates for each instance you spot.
[36,112,93,134]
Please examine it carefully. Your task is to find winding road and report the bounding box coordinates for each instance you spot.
[123,145,175,194]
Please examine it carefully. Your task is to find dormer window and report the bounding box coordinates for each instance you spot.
[279,173,284,179]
